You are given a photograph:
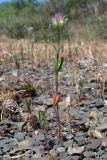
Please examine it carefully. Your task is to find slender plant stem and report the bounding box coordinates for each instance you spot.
[55,29,62,139]
[21,50,26,81]
[43,128,48,147]
[55,73,58,93]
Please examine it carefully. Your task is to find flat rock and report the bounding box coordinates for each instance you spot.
[17,122,25,131]
[70,155,80,160]
[34,132,45,141]
[101,137,107,147]
[61,156,72,160]
[63,140,73,147]
[101,153,107,159]
[0,148,3,155]
[56,147,65,153]
[0,138,16,147]
[87,139,102,150]
[3,145,13,153]
[33,96,52,106]
[95,98,104,108]
[14,132,25,142]
[83,151,95,158]
[96,123,107,131]
[2,155,11,160]
[18,138,36,148]
[32,147,42,158]
[66,134,74,140]
[68,146,84,155]
[74,136,86,146]
[9,147,27,154]
[21,157,30,160]
[83,158,95,160]
[49,149,58,157]
[29,155,46,160]
[59,152,68,159]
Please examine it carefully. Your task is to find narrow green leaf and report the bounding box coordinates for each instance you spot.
[23,98,31,112]
[38,111,47,127]
[58,57,64,72]
[12,52,19,62]
[51,58,58,74]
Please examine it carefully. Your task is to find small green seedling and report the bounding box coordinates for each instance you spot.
[79,79,84,88]
[23,98,31,113]
[38,111,48,146]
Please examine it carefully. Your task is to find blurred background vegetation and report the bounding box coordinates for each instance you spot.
[0,0,107,42]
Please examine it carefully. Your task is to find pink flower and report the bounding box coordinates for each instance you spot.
[52,13,64,27]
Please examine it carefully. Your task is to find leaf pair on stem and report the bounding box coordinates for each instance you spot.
[52,56,64,75]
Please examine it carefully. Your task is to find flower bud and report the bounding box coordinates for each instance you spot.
[52,13,65,28]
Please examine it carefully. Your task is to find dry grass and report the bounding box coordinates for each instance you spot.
[0,36,107,68]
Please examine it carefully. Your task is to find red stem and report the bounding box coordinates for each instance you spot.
[55,51,61,139]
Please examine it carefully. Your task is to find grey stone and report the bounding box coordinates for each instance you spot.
[24,150,33,157]
[0,148,3,155]
[70,155,80,160]
[2,155,11,160]
[33,96,52,106]
[59,152,68,159]
[35,158,45,160]
[21,157,30,160]
[10,142,17,148]
[73,143,79,148]
[49,149,58,156]
[34,132,45,141]
[17,122,25,131]
[83,158,95,160]
[62,156,72,160]
[96,124,107,131]
[95,98,104,108]
[49,122,56,128]
[14,132,25,142]
[0,138,14,147]
[3,145,12,153]
[87,139,102,150]
[101,153,107,159]
[32,146,42,157]
[76,132,87,137]
[63,140,73,147]
[9,148,26,154]
[18,138,36,149]
[39,145,44,150]
[56,147,65,153]
[27,135,42,146]
[66,134,74,140]
[74,136,86,146]
[84,151,95,158]
[68,146,84,155]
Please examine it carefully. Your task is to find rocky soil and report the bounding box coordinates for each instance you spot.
[0,58,107,160]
